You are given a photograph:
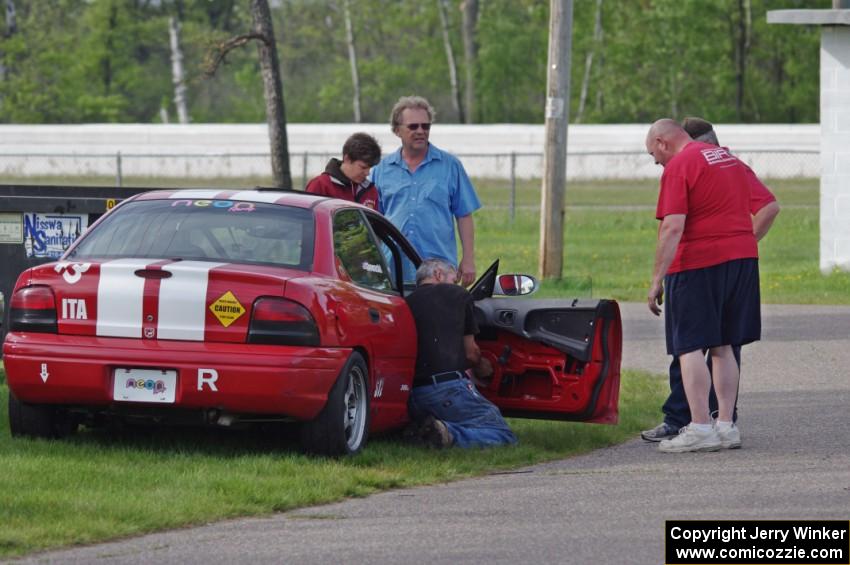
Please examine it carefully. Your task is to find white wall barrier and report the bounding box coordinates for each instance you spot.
[0,123,819,181]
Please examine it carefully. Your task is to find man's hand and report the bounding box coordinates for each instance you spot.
[458,255,476,287]
[474,357,493,379]
[648,214,683,317]
[471,357,493,388]
[456,215,476,287]
[648,280,663,316]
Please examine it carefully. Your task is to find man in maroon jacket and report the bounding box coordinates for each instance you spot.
[306,132,382,211]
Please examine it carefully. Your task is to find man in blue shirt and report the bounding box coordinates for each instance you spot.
[371,96,481,286]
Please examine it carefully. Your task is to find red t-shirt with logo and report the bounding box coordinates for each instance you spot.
[655,142,765,274]
[744,162,776,215]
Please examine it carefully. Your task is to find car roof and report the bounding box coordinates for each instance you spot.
[131,189,360,211]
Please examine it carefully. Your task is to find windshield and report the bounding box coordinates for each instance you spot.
[67,198,315,270]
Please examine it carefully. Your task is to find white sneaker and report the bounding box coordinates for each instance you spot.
[716,423,742,449]
[658,424,722,453]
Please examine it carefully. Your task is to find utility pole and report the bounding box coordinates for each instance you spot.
[539,0,574,279]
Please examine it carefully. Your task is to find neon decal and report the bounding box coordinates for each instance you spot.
[228,202,256,212]
[125,378,168,394]
[170,200,256,213]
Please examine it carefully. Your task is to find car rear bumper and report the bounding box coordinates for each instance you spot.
[3,332,350,421]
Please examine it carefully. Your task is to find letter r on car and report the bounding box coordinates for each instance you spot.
[197,368,219,392]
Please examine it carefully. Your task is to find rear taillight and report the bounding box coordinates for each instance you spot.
[248,297,319,346]
[10,286,58,333]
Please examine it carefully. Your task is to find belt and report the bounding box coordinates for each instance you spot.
[413,370,465,388]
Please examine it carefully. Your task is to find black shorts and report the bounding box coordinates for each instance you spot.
[664,258,761,356]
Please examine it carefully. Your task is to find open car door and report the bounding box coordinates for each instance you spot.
[470,261,622,424]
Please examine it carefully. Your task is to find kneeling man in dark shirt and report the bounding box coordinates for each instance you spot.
[405,258,517,449]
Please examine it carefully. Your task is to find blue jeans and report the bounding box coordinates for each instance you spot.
[662,345,741,429]
[408,377,517,448]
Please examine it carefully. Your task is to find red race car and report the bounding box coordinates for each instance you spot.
[3,190,621,456]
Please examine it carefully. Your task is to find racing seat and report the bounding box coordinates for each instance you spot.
[164,232,208,259]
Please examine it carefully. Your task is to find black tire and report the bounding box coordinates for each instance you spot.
[8,393,76,439]
[301,351,370,456]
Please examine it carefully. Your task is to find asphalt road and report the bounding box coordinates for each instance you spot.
[13,303,850,564]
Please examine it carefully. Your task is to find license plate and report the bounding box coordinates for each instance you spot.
[113,368,177,403]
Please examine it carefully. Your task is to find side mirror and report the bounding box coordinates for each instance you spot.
[495,274,538,296]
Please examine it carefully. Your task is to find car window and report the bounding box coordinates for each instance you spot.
[365,213,420,296]
[66,199,314,270]
[333,209,393,292]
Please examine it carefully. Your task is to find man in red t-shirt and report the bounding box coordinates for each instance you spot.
[305,132,382,211]
[641,118,780,444]
[646,119,764,453]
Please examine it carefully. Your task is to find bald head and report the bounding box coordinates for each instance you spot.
[645,119,693,167]
[647,119,691,144]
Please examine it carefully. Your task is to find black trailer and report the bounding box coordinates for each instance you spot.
[0,185,149,351]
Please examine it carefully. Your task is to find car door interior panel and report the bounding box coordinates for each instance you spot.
[474,299,622,424]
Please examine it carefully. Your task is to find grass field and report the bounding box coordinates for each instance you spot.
[0,368,666,558]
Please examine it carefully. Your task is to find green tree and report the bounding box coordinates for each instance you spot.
[567,0,824,124]
[0,0,827,125]
[0,0,88,122]
[76,0,173,122]
[746,0,821,122]
[476,0,549,123]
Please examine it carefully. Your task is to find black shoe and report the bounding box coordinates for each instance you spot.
[640,422,680,442]
[420,415,453,449]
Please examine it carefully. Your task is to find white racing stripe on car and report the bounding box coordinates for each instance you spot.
[158,261,226,341]
[168,190,224,200]
[229,191,285,204]
[96,258,151,338]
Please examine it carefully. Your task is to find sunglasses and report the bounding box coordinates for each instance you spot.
[403,123,431,131]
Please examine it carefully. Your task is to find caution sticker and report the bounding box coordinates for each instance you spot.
[209,291,246,327]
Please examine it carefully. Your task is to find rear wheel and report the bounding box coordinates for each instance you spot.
[301,351,370,456]
[8,394,76,439]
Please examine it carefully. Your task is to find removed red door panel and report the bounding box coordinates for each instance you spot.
[474,299,622,424]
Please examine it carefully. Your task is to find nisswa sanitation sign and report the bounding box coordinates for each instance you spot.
[24,213,88,259]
